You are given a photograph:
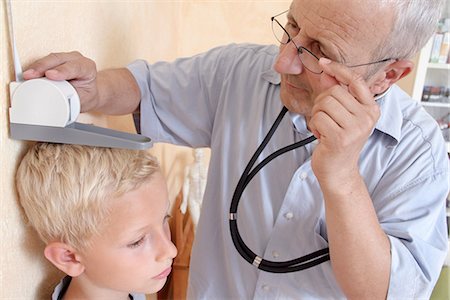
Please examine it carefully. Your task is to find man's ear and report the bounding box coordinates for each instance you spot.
[369,59,414,95]
[44,242,85,277]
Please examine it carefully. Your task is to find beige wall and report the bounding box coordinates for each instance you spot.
[1,1,289,299]
[1,1,424,298]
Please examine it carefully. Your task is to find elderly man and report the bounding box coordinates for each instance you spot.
[23,0,448,298]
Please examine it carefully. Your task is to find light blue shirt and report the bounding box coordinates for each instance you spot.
[128,44,449,299]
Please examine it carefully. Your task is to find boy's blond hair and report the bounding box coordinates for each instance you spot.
[16,143,160,251]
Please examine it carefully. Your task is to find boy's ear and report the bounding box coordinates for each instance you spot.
[369,59,414,95]
[44,242,85,277]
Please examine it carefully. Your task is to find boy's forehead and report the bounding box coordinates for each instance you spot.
[94,176,168,240]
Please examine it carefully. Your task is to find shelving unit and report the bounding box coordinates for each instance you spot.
[411,7,450,154]
[411,40,449,101]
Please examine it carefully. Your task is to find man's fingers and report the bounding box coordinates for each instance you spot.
[309,110,341,140]
[43,58,96,82]
[23,51,85,80]
[312,93,354,130]
[319,58,373,105]
[25,52,78,73]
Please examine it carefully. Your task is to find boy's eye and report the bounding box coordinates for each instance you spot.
[128,237,145,248]
[164,214,172,223]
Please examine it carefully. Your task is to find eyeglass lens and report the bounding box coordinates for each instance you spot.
[271,16,322,74]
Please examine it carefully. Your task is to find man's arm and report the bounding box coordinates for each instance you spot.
[322,172,390,300]
[309,59,390,299]
[23,51,140,115]
[96,68,141,115]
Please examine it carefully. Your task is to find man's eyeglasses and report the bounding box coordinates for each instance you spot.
[271,10,394,74]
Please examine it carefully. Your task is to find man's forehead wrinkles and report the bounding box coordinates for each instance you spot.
[290,8,347,63]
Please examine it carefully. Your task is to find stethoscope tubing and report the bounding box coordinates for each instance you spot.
[229,106,330,273]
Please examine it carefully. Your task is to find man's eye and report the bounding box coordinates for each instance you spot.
[285,22,300,34]
[128,237,145,248]
[310,43,327,58]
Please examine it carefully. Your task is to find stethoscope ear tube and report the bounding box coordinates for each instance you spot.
[229,106,330,273]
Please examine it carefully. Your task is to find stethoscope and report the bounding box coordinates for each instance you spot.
[229,106,330,273]
[228,85,391,273]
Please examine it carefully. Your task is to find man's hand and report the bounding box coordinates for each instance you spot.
[23,51,100,112]
[309,58,389,300]
[308,58,380,190]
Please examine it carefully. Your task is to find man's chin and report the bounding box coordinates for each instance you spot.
[280,92,311,116]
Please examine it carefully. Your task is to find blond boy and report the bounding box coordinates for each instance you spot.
[16,143,177,300]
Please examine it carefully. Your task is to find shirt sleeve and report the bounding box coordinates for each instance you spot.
[385,170,449,299]
[372,126,450,298]
[126,45,234,148]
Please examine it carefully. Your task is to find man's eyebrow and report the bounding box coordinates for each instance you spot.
[286,11,301,28]
[286,11,294,21]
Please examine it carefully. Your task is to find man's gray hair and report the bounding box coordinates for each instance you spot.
[376,0,445,61]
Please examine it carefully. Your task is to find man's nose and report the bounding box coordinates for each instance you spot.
[273,39,304,75]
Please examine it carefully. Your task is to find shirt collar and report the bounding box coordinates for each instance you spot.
[374,86,401,145]
[261,68,281,85]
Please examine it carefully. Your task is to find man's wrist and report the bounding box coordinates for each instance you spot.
[319,169,364,199]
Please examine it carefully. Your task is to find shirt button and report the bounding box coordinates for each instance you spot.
[272,251,280,258]
[261,284,270,292]
[299,172,308,180]
[284,212,294,220]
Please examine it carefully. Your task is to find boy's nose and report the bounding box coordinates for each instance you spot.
[156,231,177,262]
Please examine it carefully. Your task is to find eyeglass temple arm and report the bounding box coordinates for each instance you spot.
[347,58,397,68]
[272,9,290,20]
[272,18,292,44]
